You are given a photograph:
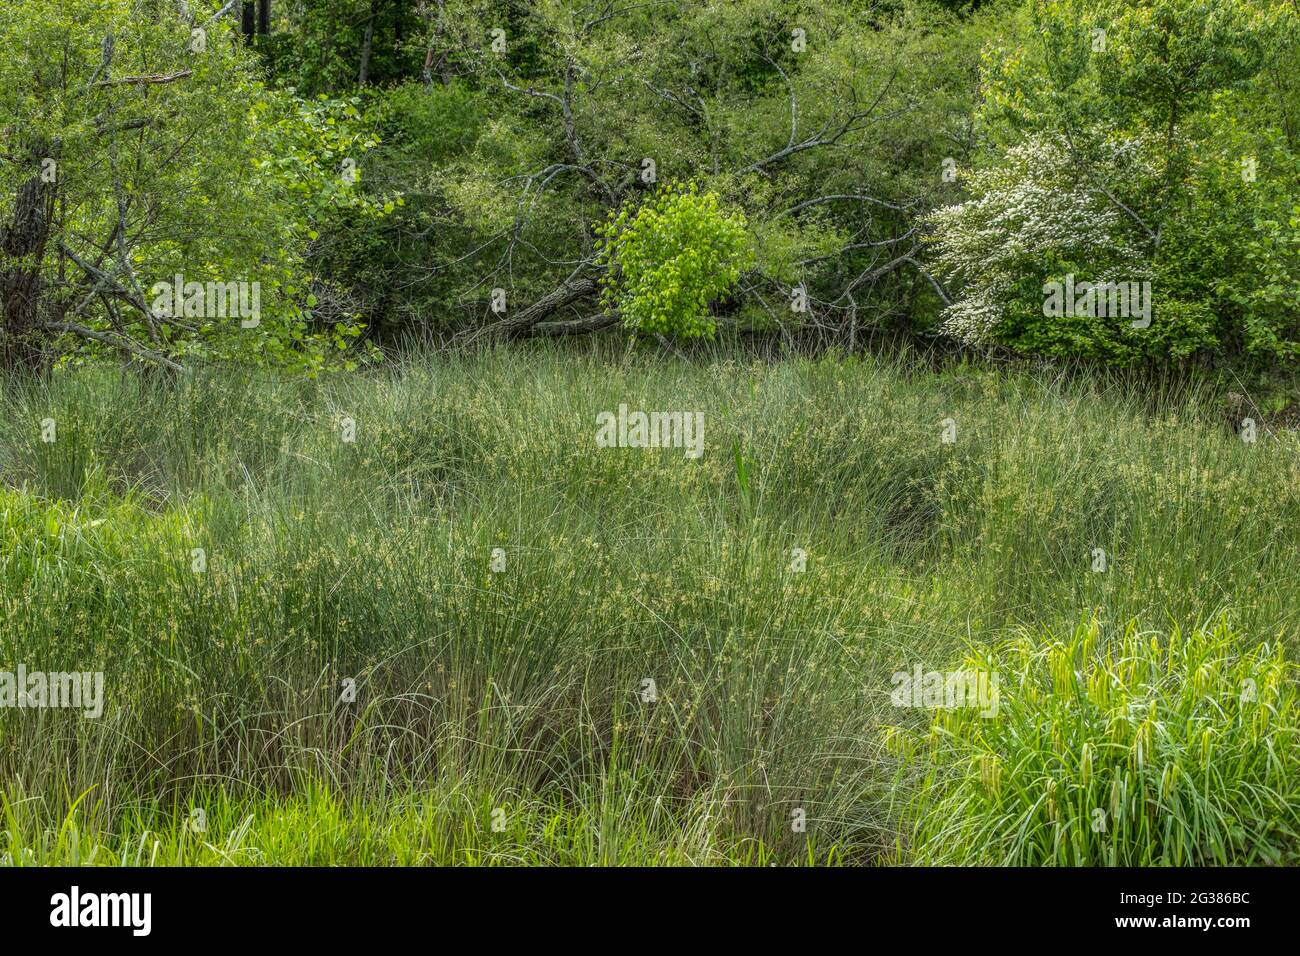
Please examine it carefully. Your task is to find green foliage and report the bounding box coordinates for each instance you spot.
[597,183,753,339]
[262,0,990,345]
[308,80,505,337]
[896,618,1300,865]
[0,0,398,372]
[931,0,1300,368]
[256,0,426,96]
[0,780,800,866]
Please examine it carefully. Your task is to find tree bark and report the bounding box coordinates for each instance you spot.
[526,311,619,337]
[1,148,53,371]
[359,0,380,87]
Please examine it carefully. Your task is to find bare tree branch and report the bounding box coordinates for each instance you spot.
[527,312,619,337]
[736,71,897,176]
[775,194,910,218]
[903,255,952,306]
[41,321,186,372]
[205,0,241,26]
[93,70,192,88]
[58,242,161,328]
[454,275,600,345]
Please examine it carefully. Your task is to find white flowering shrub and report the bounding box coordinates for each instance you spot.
[925,133,1159,358]
[927,133,1151,349]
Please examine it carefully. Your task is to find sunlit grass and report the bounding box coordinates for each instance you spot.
[893,617,1300,865]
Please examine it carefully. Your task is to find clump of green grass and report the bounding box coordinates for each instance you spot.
[894,618,1300,865]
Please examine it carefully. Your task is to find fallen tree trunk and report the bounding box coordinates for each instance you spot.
[525,311,619,337]
[455,275,599,345]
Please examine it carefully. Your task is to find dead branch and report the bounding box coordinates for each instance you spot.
[41,321,186,372]
[93,70,192,88]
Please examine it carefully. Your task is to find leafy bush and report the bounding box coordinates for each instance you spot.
[893,618,1300,865]
[596,182,753,340]
[927,132,1158,360]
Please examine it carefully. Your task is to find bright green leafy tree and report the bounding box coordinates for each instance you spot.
[596,182,753,340]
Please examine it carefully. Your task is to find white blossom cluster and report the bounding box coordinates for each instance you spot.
[927,132,1154,344]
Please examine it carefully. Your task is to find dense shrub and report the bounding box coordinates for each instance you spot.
[597,183,754,340]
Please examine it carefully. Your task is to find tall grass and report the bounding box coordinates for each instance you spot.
[0,344,1297,864]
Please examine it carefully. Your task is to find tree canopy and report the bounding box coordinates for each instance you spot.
[2,0,1297,375]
